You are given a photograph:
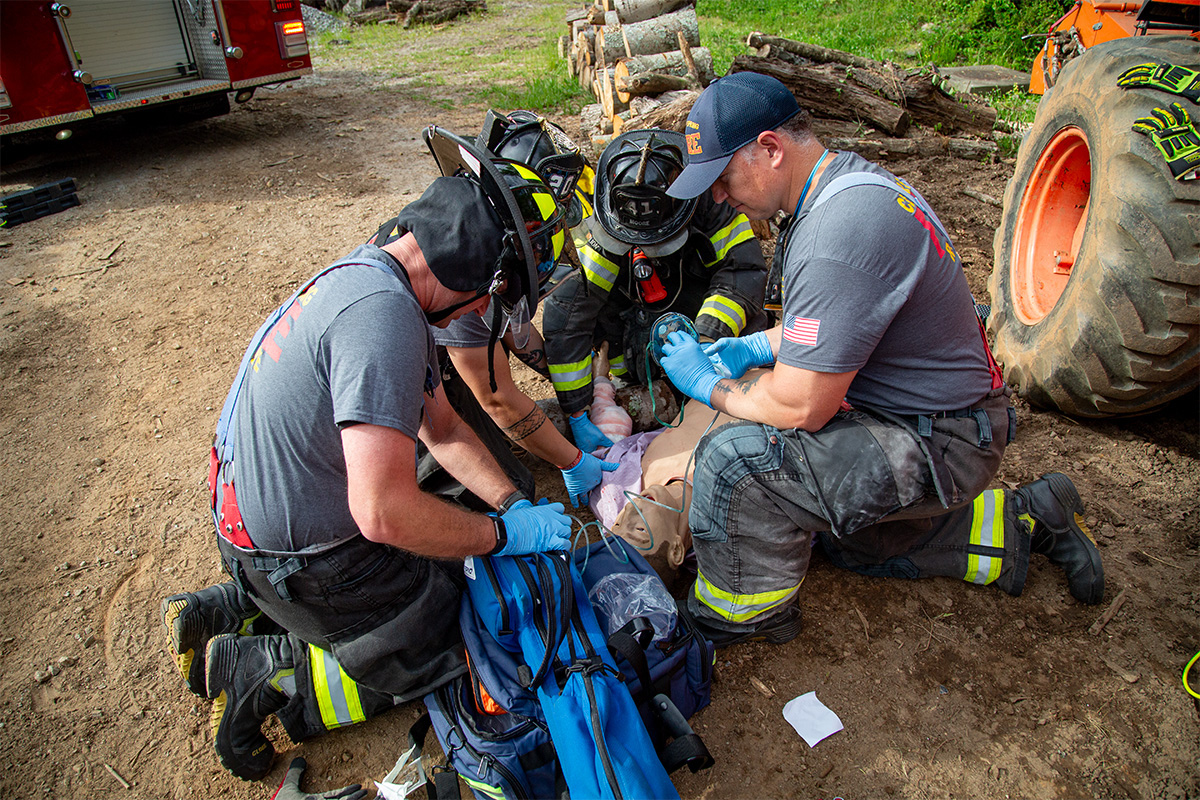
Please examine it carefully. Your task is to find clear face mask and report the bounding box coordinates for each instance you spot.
[499,295,533,350]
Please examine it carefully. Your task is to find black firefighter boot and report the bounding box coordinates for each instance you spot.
[206,633,293,781]
[1013,473,1105,605]
[161,581,264,698]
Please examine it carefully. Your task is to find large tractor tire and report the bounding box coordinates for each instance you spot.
[989,36,1200,417]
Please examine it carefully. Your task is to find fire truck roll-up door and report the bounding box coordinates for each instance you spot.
[57,0,232,114]
[1,0,311,136]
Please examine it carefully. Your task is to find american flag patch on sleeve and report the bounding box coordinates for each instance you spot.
[783,315,820,346]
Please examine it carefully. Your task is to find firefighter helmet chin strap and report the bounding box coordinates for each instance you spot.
[484,236,522,393]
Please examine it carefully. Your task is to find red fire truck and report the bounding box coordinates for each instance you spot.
[0,0,312,139]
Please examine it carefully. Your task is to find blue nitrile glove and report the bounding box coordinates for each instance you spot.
[703,331,775,379]
[660,330,722,406]
[497,498,572,555]
[561,450,620,508]
[568,411,614,453]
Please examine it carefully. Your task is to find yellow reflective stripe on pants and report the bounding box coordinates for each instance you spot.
[462,775,507,800]
[610,353,627,376]
[309,643,366,730]
[964,490,1005,585]
[581,244,619,292]
[705,215,756,264]
[549,355,592,392]
[697,294,747,336]
[694,570,801,622]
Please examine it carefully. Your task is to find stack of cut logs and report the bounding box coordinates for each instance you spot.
[558,6,1003,164]
[560,0,712,154]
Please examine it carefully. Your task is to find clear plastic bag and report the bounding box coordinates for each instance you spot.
[588,572,678,642]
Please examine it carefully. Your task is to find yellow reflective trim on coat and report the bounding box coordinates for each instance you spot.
[694,571,801,622]
[609,353,627,376]
[462,776,507,800]
[309,644,366,730]
[549,356,592,391]
[697,294,747,335]
[705,215,755,265]
[964,490,1005,585]
[581,244,619,291]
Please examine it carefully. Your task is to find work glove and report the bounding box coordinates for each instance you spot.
[271,758,367,800]
[1117,62,1200,103]
[496,498,573,556]
[660,330,722,407]
[568,411,614,453]
[1131,103,1200,180]
[561,450,620,508]
[703,331,775,379]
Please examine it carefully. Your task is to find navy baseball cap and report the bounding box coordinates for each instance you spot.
[667,71,802,199]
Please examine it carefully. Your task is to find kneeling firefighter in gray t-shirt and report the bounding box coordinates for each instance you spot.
[160,130,578,781]
[657,72,1104,649]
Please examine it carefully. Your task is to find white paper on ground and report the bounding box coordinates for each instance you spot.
[782,691,844,747]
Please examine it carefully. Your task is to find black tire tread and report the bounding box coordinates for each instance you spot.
[989,36,1200,417]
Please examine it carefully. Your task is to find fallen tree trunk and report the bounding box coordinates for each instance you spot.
[596,6,699,64]
[396,0,484,28]
[746,31,880,70]
[730,55,911,137]
[743,33,998,136]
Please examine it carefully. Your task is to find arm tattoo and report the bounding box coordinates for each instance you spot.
[513,348,550,378]
[502,404,548,441]
[712,372,764,398]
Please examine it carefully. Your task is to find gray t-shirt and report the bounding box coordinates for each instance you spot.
[433,304,496,349]
[230,244,440,553]
[777,151,992,415]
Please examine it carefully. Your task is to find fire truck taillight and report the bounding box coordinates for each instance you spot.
[276,21,308,58]
[0,77,10,110]
[271,0,297,10]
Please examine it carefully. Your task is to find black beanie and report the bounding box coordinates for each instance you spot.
[394,175,509,293]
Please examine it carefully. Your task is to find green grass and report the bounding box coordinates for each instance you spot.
[696,0,1071,73]
[309,1,588,114]
[307,0,1070,124]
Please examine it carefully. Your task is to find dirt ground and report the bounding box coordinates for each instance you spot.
[2,5,1198,799]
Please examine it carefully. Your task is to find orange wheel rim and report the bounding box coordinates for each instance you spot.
[1010,126,1091,325]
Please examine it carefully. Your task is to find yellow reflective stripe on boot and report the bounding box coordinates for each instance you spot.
[964,490,1006,585]
[549,355,592,392]
[462,775,507,800]
[694,570,801,622]
[705,215,755,265]
[581,243,619,292]
[697,294,747,336]
[309,644,366,730]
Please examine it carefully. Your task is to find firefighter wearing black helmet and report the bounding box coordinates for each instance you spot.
[542,128,768,450]
[158,128,577,782]
[368,129,619,512]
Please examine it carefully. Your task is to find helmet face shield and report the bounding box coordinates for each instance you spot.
[424,127,567,314]
[494,160,567,289]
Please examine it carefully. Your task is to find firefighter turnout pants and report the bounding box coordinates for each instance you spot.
[685,390,1031,636]
[217,534,468,742]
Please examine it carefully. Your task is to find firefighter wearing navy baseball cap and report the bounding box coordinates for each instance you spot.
[160,127,581,781]
[541,127,770,455]
[651,70,1103,650]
